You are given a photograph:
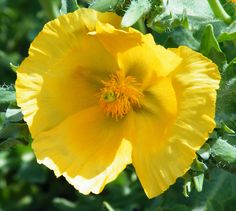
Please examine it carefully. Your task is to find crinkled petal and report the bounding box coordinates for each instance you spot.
[16,9,122,136]
[94,22,182,86]
[131,46,220,198]
[141,77,177,118]
[32,106,132,194]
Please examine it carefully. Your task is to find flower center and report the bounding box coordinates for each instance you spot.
[99,71,143,119]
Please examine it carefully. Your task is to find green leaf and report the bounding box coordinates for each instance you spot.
[172,205,190,211]
[224,58,236,81]
[17,160,47,184]
[9,63,18,72]
[193,172,204,192]
[0,112,5,130]
[151,0,216,31]
[53,198,77,210]
[162,168,236,209]
[164,0,215,20]
[183,173,192,197]
[216,58,236,126]
[89,0,123,12]
[0,123,29,140]
[218,19,236,42]
[209,138,236,165]
[169,27,200,50]
[5,105,23,122]
[189,169,236,210]
[0,138,23,150]
[60,0,79,15]
[121,0,151,27]
[198,143,211,160]
[191,159,208,172]
[222,122,235,134]
[0,89,16,106]
[149,8,189,33]
[200,24,227,68]
[103,201,115,211]
[200,24,222,56]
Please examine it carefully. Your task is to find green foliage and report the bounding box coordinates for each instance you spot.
[149,0,219,32]
[60,0,79,14]
[121,0,151,27]
[0,89,16,109]
[207,0,232,24]
[200,24,226,68]
[89,0,125,12]
[200,24,222,56]
[161,168,236,211]
[39,0,60,19]
[0,0,236,210]
[0,0,56,84]
[218,19,236,42]
[0,88,30,151]
[209,138,236,165]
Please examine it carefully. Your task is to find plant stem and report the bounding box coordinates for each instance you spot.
[136,18,147,34]
[207,0,232,24]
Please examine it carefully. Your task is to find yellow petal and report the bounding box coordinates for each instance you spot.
[141,77,177,119]
[94,23,182,85]
[16,9,121,137]
[170,46,220,149]
[131,46,220,198]
[33,106,132,194]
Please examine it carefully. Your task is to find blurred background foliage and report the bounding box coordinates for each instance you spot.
[0,0,236,210]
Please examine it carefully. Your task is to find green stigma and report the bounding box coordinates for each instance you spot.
[102,90,116,102]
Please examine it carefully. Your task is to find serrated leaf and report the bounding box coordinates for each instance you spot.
[151,0,216,31]
[0,89,16,105]
[121,0,151,27]
[60,0,79,15]
[148,7,189,33]
[209,138,236,165]
[89,0,122,12]
[164,0,215,22]
[216,60,236,129]
[223,57,236,80]
[218,20,236,42]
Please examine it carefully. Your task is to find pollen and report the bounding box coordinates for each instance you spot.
[99,71,143,119]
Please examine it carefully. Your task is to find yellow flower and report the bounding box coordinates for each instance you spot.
[15,8,220,198]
